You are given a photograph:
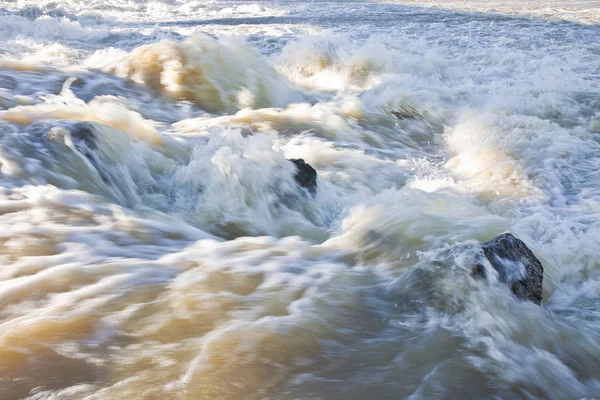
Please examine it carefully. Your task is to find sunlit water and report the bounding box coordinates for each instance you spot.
[1,1,600,399]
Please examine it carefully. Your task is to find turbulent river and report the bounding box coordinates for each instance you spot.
[1,0,600,399]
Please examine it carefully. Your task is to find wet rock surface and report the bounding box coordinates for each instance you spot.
[482,233,544,304]
[289,158,317,195]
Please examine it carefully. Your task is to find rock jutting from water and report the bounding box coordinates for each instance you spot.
[289,158,317,195]
[67,122,319,198]
[481,233,544,304]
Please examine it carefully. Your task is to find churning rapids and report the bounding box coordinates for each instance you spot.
[1,0,600,399]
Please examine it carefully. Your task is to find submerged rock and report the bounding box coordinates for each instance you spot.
[289,158,317,195]
[18,6,44,20]
[70,122,97,152]
[482,233,543,304]
[68,122,113,184]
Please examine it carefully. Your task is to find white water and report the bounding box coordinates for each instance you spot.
[0,1,600,399]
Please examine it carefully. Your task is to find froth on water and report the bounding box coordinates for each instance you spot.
[1,0,600,399]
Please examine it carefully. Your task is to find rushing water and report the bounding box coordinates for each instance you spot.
[1,0,600,399]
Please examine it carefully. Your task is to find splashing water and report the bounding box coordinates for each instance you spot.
[1,0,600,399]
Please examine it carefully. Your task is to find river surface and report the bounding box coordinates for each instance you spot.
[1,1,600,399]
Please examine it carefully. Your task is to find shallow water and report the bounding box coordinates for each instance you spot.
[1,1,600,399]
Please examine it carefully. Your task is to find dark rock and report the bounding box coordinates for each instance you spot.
[482,233,543,304]
[289,158,317,195]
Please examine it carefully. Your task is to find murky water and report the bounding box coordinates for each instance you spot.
[1,1,600,399]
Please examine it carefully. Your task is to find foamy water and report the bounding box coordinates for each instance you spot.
[1,1,600,399]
